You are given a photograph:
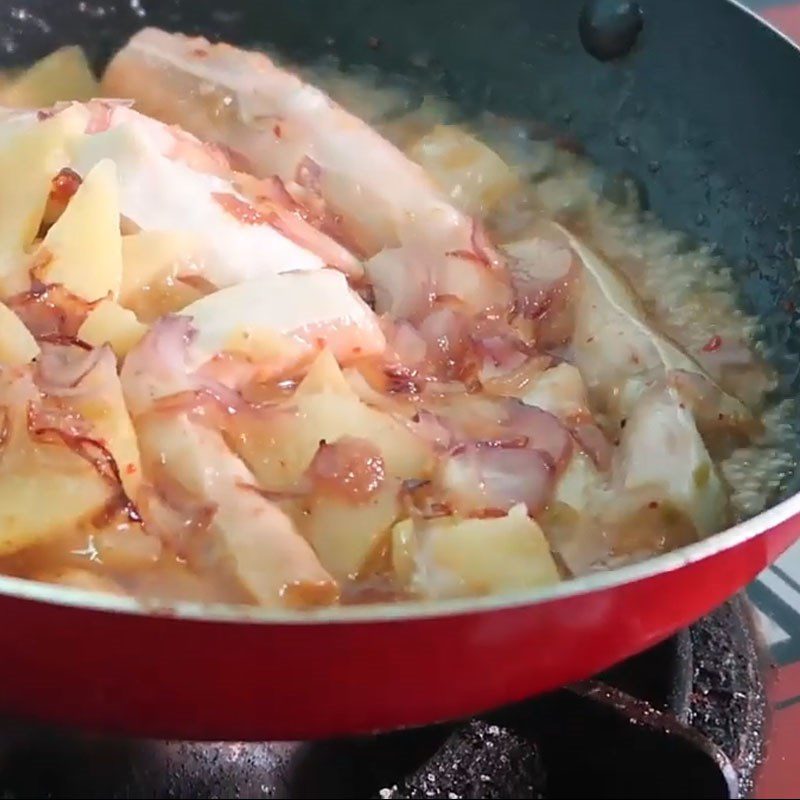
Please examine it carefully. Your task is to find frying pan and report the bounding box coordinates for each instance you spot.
[0,0,798,741]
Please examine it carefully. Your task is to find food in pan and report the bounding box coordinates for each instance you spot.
[0,31,790,608]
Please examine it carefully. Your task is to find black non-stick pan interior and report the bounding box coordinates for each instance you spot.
[3,0,800,496]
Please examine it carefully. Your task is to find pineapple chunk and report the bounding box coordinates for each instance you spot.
[0,106,87,294]
[233,390,431,492]
[34,159,123,302]
[407,125,518,215]
[393,504,560,599]
[0,373,110,556]
[181,269,383,369]
[78,299,148,358]
[0,453,109,556]
[0,449,109,556]
[306,481,400,580]
[120,230,202,319]
[521,363,590,420]
[0,301,39,365]
[295,349,360,398]
[1,46,98,108]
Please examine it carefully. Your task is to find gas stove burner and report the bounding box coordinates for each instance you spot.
[0,595,767,800]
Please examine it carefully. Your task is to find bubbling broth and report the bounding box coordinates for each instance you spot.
[0,31,791,610]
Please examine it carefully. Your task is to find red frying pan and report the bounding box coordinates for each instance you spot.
[0,0,799,740]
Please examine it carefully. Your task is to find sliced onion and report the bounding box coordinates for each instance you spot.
[306,436,386,503]
[508,234,582,349]
[470,218,505,270]
[85,101,114,134]
[571,421,614,471]
[405,409,454,450]
[417,303,471,378]
[385,319,428,366]
[28,413,133,516]
[138,480,217,554]
[505,399,573,469]
[232,175,361,275]
[436,442,555,516]
[120,315,199,416]
[35,342,111,397]
[7,283,98,339]
[481,353,552,397]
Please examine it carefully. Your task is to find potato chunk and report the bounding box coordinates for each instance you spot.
[0,373,110,555]
[1,47,98,108]
[0,301,39,365]
[78,299,148,359]
[0,106,86,294]
[33,159,123,302]
[120,230,202,320]
[408,125,518,215]
[307,481,400,581]
[392,504,560,599]
[234,390,431,492]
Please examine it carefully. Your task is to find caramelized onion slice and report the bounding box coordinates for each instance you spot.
[435,442,556,517]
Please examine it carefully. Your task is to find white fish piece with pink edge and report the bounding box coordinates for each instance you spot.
[101,29,511,316]
[102,28,465,254]
[55,100,361,289]
[178,268,386,386]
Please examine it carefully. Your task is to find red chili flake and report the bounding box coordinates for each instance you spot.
[192,47,209,58]
[50,167,83,206]
[273,123,282,139]
[702,334,722,352]
[352,346,363,355]
[648,500,659,509]
[125,463,137,475]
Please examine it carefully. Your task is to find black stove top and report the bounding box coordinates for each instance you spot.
[0,595,768,800]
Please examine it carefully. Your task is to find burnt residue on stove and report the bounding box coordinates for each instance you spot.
[377,595,765,800]
[688,599,770,798]
[0,596,767,800]
[377,721,544,799]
